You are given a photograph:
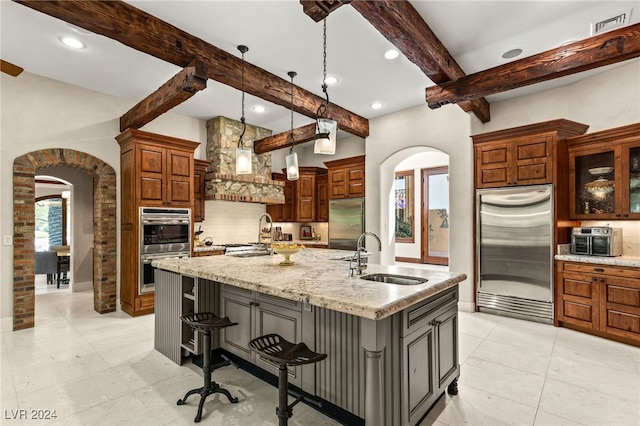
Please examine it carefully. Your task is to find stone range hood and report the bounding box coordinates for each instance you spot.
[204,116,284,204]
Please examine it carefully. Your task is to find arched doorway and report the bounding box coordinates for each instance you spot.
[13,149,117,330]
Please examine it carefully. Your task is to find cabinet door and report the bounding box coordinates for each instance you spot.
[220,290,253,362]
[600,275,640,341]
[401,324,435,426]
[475,143,511,188]
[297,174,315,222]
[193,160,208,223]
[316,176,329,221]
[254,301,303,387]
[138,144,166,205]
[167,150,192,206]
[622,142,640,219]
[347,166,365,197]
[513,135,552,185]
[435,306,458,390]
[282,181,295,221]
[569,146,619,219]
[557,271,599,329]
[329,168,347,199]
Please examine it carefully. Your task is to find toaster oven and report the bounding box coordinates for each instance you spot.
[570,227,622,256]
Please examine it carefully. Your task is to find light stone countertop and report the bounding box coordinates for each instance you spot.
[555,254,640,268]
[193,245,226,252]
[153,248,467,320]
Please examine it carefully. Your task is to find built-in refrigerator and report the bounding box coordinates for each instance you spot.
[476,185,554,322]
[328,198,365,251]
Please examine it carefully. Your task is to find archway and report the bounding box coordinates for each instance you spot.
[13,149,117,330]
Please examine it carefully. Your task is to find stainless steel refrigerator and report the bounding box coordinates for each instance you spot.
[329,198,365,250]
[476,185,554,322]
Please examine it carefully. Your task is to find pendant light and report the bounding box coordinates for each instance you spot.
[235,45,252,175]
[285,71,300,181]
[314,18,337,155]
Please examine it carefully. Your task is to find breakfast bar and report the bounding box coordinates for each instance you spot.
[153,249,467,425]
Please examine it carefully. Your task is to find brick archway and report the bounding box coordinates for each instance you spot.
[13,149,117,330]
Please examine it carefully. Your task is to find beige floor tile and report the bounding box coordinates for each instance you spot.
[470,337,552,376]
[539,378,640,426]
[459,357,546,408]
[534,409,586,426]
[458,332,483,365]
[457,311,501,340]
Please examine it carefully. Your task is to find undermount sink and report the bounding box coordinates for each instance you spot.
[359,273,427,285]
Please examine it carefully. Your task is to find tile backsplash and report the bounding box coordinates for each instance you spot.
[581,220,640,257]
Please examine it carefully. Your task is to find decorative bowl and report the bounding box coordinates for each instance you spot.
[270,243,304,266]
[588,167,613,176]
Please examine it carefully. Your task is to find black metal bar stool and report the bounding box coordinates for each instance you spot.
[177,313,239,422]
[249,333,327,426]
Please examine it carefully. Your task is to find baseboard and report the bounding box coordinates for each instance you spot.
[72,280,92,292]
[458,301,475,313]
[1,316,13,332]
[395,257,421,263]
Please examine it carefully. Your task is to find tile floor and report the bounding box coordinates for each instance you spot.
[1,285,639,425]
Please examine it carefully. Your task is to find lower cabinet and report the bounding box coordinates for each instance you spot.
[400,288,459,426]
[556,261,640,344]
[220,285,307,388]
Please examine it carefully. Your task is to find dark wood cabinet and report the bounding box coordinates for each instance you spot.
[267,168,327,222]
[556,260,640,345]
[193,159,209,223]
[566,123,640,220]
[472,120,588,189]
[116,129,199,316]
[324,155,366,199]
[316,174,329,222]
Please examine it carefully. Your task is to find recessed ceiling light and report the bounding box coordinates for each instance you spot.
[252,105,266,113]
[384,49,399,60]
[501,48,523,59]
[370,102,383,110]
[324,76,338,85]
[60,36,85,49]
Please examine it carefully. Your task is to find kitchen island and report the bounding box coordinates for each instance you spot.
[153,249,467,426]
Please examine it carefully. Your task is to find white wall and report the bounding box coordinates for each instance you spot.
[0,72,207,330]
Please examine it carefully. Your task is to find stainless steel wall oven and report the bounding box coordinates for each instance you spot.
[139,207,191,294]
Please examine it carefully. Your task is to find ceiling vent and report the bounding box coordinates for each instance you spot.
[591,9,633,35]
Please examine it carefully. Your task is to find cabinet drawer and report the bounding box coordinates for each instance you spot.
[256,292,301,311]
[403,287,457,337]
[561,262,640,279]
[562,273,596,299]
[561,299,596,328]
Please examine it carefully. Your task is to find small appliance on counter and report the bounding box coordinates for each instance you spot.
[570,226,622,256]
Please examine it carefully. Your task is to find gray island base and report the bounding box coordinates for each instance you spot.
[153,249,467,425]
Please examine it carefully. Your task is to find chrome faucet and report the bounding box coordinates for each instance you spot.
[349,232,382,276]
[258,213,274,252]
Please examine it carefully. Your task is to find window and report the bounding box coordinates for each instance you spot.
[395,170,414,242]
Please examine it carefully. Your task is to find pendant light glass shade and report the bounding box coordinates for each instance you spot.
[314,118,337,154]
[285,151,299,181]
[236,147,252,174]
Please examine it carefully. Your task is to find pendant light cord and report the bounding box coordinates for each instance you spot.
[238,45,248,149]
[288,71,296,154]
[317,18,329,118]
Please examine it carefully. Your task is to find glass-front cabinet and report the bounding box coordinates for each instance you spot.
[567,123,640,220]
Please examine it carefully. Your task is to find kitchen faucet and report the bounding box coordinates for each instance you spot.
[349,232,381,276]
[258,213,274,252]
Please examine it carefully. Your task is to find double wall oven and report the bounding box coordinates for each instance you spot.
[139,207,191,294]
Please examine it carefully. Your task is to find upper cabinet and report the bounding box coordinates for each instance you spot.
[324,155,366,199]
[316,174,329,222]
[566,123,640,220]
[472,120,588,189]
[267,167,328,222]
[193,159,210,223]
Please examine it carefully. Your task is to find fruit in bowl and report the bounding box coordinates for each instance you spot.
[269,243,304,265]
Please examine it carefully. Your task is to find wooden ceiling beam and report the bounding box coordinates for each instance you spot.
[426,23,640,108]
[15,0,369,138]
[300,0,352,22]
[349,0,490,123]
[254,123,317,154]
[120,60,207,132]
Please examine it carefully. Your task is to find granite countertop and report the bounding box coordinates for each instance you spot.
[193,245,226,252]
[153,248,467,320]
[555,254,640,268]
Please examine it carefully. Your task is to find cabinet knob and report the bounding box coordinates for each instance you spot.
[430,319,442,326]
[594,268,605,273]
